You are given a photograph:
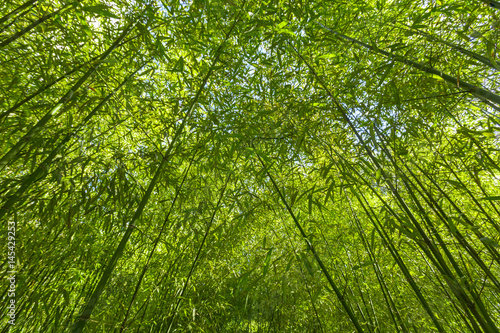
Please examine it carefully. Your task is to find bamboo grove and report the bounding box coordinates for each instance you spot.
[1,0,500,332]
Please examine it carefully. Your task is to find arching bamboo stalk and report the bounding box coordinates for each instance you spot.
[317,23,500,106]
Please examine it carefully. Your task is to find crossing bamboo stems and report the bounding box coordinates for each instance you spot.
[0,0,37,29]
[166,172,232,333]
[255,151,365,333]
[119,151,197,332]
[0,12,143,172]
[0,4,73,48]
[0,64,146,221]
[71,10,243,332]
[351,187,446,332]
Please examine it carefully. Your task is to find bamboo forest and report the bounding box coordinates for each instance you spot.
[2,0,500,332]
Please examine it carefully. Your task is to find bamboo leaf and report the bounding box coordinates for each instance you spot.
[480,237,500,248]
[83,5,119,19]
[262,248,273,278]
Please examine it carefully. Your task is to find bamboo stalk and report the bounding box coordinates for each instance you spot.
[297,58,448,329]
[1,57,96,121]
[326,147,446,332]
[371,124,500,332]
[0,4,72,48]
[407,159,500,267]
[0,64,145,222]
[439,153,500,233]
[274,207,326,333]
[0,7,33,35]
[394,23,500,70]
[316,23,500,106]
[343,192,408,333]
[119,150,196,332]
[479,0,500,8]
[0,0,37,28]
[373,124,500,269]
[351,188,446,332]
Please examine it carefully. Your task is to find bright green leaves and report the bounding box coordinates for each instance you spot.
[318,53,338,59]
[301,252,315,277]
[274,20,295,36]
[375,168,382,183]
[2,0,500,332]
[246,146,272,166]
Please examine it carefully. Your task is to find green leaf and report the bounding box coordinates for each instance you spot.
[480,237,499,248]
[252,147,273,165]
[83,5,119,19]
[378,62,394,86]
[448,217,457,234]
[262,248,273,278]
[470,30,482,38]
[318,53,338,59]
[429,74,444,81]
[353,261,374,270]
[98,58,120,64]
[485,38,500,70]
[301,253,315,277]
[308,193,312,214]
[276,21,288,29]
[445,179,467,191]
[172,56,184,72]
[62,288,70,307]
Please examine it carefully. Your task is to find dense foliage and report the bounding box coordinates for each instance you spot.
[1,0,500,331]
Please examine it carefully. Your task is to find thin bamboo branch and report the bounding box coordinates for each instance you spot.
[166,171,232,333]
[119,150,197,332]
[394,23,500,70]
